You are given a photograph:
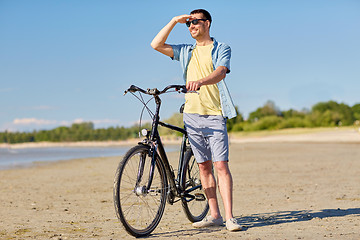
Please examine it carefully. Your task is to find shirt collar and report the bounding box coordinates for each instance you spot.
[190,37,217,50]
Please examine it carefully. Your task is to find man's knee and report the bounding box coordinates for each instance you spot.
[198,160,213,175]
[214,161,230,175]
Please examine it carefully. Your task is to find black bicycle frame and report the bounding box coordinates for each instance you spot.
[146,94,188,198]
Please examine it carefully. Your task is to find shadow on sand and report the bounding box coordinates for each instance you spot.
[145,208,360,238]
[237,207,360,229]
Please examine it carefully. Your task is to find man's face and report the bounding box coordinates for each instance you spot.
[188,13,209,39]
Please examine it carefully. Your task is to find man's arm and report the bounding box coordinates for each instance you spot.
[151,15,193,58]
[186,66,228,91]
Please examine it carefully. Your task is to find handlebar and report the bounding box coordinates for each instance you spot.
[124,85,187,96]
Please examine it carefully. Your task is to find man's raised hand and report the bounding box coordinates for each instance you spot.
[173,14,194,24]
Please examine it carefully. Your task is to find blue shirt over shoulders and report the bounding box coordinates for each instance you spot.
[170,38,237,119]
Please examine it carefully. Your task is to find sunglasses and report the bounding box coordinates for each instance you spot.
[186,19,207,27]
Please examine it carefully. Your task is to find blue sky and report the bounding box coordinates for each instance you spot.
[1,0,359,132]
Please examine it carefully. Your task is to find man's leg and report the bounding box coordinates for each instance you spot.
[214,160,243,231]
[214,161,233,221]
[198,160,221,219]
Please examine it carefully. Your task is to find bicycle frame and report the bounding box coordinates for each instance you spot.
[125,84,202,203]
[144,93,189,202]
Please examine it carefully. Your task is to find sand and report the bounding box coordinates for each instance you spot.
[1,129,360,239]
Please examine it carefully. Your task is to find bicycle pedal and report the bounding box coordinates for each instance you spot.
[167,192,175,205]
[194,193,206,201]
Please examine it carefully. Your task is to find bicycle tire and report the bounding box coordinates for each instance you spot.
[181,149,209,222]
[113,144,167,237]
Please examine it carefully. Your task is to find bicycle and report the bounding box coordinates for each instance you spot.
[113,84,209,237]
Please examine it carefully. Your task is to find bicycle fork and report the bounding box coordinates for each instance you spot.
[133,143,159,197]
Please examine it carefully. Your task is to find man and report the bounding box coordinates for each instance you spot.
[151,9,242,231]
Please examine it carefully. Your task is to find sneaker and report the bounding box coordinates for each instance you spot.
[226,218,243,231]
[192,215,224,228]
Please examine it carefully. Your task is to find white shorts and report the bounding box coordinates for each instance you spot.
[183,113,229,163]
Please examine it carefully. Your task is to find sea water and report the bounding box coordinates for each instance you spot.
[0,145,178,170]
[0,146,131,169]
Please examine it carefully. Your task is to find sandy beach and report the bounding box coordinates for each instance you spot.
[1,129,360,239]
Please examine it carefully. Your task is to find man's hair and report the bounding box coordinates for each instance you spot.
[190,9,212,27]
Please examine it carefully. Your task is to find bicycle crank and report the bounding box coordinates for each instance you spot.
[194,193,206,201]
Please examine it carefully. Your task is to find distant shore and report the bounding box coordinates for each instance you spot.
[1,127,359,149]
[0,139,140,149]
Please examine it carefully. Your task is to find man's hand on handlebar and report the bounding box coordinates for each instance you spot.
[186,80,202,92]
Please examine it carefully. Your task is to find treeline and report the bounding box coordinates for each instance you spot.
[0,122,144,144]
[1,100,360,144]
[227,100,360,132]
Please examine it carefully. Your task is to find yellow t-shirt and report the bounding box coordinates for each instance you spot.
[184,44,222,115]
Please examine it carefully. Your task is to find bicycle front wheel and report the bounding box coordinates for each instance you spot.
[181,149,209,222]
[113,144,167,237]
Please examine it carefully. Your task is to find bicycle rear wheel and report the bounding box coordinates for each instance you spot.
[113,144,167,237]
[181,149,209,222]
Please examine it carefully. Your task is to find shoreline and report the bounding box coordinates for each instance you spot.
[1,128,358,171]
[0,139,140,149]
[0,140,181,171]
[1,128,359,149]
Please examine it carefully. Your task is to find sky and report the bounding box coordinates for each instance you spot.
[1,0,359,132]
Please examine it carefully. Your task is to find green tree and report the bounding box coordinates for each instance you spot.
[281,109,306,119]
[311,101,354,126]
[352,103,360,120]
[248,100,281,122]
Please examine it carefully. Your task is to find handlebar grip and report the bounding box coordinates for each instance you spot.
[124,85,148,95]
